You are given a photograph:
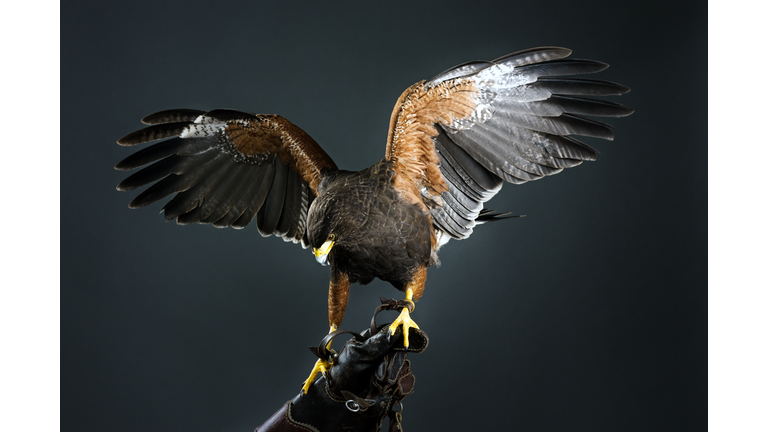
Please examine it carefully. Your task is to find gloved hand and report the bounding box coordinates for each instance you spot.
[255,299,429,432]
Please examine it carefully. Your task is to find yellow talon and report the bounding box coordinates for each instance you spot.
[301,358,330,394]
[389,307,420,348]
[388,289,419,348]
[301,325,337,394]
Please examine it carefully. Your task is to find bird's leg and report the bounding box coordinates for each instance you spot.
[302,271,350,393]
[389,288,420,348]
[301,325,337,394]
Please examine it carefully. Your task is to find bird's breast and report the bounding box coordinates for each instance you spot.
[324,162,433,290]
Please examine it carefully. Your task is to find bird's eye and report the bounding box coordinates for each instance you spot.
[328,234,336,241]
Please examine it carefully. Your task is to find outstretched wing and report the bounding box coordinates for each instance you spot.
[385,47,633,241]
[116,109,337,247]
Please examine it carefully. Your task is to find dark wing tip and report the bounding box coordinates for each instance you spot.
[491,46,573,64]
[599,81,631,95]
[619,84,632,94]
[117,122,192,146]
[116,130,141,146]
[476,209,523,222]
[141,109,205,125]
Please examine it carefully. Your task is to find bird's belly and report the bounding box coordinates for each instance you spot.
[335,207,432,290]
[318,160,434,291]
[336,236,428,290]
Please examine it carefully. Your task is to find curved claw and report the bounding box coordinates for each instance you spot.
[388,306,420,348]
[302,357,331,394]
[302,328,336,394]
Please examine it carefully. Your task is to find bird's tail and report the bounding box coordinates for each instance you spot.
[475,209,524,224]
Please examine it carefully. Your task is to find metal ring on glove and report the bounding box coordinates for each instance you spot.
[345,400,360,412]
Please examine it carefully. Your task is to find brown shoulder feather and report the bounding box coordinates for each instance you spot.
[224,114,337,194]
[385,79,480,208]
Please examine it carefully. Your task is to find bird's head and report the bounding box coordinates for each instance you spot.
[307,170,367,266]
[307,191,355,267]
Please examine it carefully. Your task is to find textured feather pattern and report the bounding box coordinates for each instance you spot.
[117,122,194,146]
[256,156,288,236]
[141,109,205,125]
[388,47,632,241]
[232,162,275,229]
[116,109,339,246]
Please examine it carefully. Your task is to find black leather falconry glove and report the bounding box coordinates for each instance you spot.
[255,299,429,432]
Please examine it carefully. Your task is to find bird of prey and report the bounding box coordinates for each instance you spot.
[115,47,632,392]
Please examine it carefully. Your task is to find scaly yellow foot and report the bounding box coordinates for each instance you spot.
[301,357,330,394]
[388,289,419,348]
[301,326,336,394]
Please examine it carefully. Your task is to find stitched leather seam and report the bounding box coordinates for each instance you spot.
[286,402,320,432]
[324,379,347,403]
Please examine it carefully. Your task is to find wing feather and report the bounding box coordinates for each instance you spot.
[116,109,337,245]
[434,128,502,194]
[117,122,194,146]
[175,163,243,225]
[531,77,631,96]
[114,137,186,171]
[198,162,254,224]
[275,170,305,241]
[437,150,488,203]
[211,163,272,229]
[126,153,227,208]
[386,47,632,241]
[232,162,276,229]
[256,157,288,236]
[165,158,234,225]
[141,109,206,125]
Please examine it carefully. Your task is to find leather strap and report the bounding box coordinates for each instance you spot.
[371,298,415,336]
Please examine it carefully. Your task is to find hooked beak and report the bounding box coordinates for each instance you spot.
[313,239,335,266]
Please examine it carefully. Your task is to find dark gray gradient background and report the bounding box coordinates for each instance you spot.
[62,1,706,431]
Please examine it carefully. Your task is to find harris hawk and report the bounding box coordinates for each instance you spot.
[115,47,633,392]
